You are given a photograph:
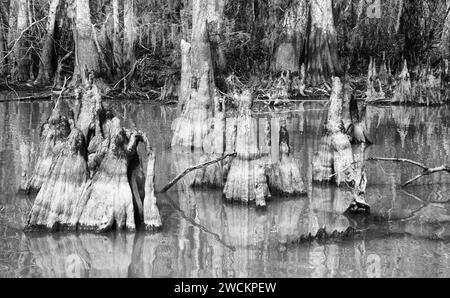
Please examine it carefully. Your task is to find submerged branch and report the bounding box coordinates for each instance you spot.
[157,153,237,193]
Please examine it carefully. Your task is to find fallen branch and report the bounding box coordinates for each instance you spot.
[157,153,237,193]
[367,157,450,187]
[0,93,51,102]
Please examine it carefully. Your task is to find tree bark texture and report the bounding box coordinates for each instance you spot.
[306,0,342,86]
[124,0,136,67]
[10,0,29,82]
[35,0,60,85]
[71,0,101,85]
[273,0,309,74]
[171,0,215,149]
[312,77,355,185]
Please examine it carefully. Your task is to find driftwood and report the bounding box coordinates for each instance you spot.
[0,93,52,102]
[368,157,450,187]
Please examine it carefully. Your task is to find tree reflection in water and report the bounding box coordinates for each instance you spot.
[1,101,450,277]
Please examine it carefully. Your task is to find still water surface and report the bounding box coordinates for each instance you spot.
[0,99,449,277]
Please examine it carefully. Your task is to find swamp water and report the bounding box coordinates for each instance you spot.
[0,98,449,277]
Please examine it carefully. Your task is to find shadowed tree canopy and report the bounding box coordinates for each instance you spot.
[0,0,448,90]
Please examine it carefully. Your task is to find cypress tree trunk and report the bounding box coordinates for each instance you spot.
[273,0,309,74]
[9,0,30,82]
[112,0,122,70]
[70,0,101,85]
[441,0,450,59]
[123,0,136,68]
[0,6,6,76]
[207,0,227,75]
[171,0,215,149]
[35,0,60,85]
[306,0,342,86]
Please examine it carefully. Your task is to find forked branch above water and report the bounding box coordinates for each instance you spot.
[368,157,450,187]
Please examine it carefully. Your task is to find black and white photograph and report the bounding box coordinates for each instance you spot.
[0,0,449,282]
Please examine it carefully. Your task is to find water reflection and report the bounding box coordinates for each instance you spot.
[6,226,449,278]
[1,100,450,277]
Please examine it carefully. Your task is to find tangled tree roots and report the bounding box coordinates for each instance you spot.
[25,127,89,231]
[25,99,71,193]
